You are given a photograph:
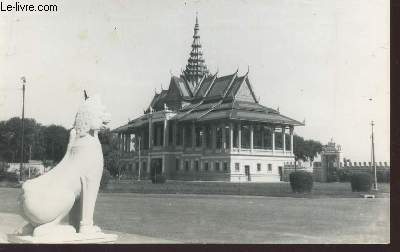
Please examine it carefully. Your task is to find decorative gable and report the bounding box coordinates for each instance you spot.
[166,78,183,99]
[234,78,257,103]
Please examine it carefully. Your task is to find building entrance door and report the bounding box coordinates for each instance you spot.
[244,165,251,181]
[278,166,283,181]
[150,158,162,181]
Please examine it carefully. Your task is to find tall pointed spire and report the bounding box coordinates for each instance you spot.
[183,13,209,87]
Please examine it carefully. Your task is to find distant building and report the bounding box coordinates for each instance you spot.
[7,160,47,176]
[313,140,390,182]
[113,16,303,182]
[313,140,341,182]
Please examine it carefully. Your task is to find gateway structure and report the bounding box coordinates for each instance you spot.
[113,16,303,182]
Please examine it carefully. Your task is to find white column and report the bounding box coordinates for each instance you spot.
[238,122,242,151]
[163,120,168,148]
[121,134,124,152]
[282,126,286,153]
[147,155,151,174]
[290,126,294,154]
[123,133,126,152]
[148,119,153,150]
[118,133,121,151]
[121,133,125,152]
[201,125,206,149]
[250,124,254,152]
[222,124,226,150]
[162,154,165,173]
[272,127,275,154]
[229,123,234,150]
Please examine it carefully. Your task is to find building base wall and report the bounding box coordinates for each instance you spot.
[230,173,281,183]
[229,154,294,183]
[119,151,295,183]
[169,172,230,181]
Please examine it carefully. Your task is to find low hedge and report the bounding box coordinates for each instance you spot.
[100,168,112,189]
[326,172,339,182]
[337,169,352,182]
[350,172,372,192]
[151,174,166,184]
[0,171,19,182]
[289,171,313,193]
[376,170,390,183]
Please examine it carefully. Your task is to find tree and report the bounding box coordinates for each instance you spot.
[99,129,121,178]
[42,125,69,162]
[293,135,307,163]
[293,135,323,169]
[0,118,69,164]
[0,117,43,163]
[304,139,323,166]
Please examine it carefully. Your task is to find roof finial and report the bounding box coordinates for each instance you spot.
[247,65,250,74]
[84,90,89,100]
[196,11,199,25]
[183,13,209,87]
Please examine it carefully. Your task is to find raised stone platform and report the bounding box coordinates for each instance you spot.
[8,232,118,244]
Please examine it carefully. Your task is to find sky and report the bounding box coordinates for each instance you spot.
[0,0,389,161]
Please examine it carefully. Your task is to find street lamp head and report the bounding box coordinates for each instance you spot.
[21,76,26,84]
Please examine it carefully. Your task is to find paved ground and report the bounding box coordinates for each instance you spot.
[0,188,390,244]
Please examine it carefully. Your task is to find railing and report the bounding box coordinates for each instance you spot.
[121,146,293,158]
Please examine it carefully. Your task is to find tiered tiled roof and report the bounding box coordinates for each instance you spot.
[167,71,302,125]
[129,69,303,131]
[182,15,210,86]
[112,16,303,134]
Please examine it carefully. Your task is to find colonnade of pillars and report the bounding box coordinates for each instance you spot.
[117,121,294,154]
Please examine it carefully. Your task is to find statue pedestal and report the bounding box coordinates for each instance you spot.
[8,232,118,244]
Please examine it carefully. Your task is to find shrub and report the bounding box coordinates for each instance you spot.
[0,162,10,173]
[337,169,352,182]
[23,167,41,179]
[100,168,112,189]
[151,174,166,184]
[350,172,372,192]
[376,170,390,183]
[0,171,19,182]
[289,171,313,193]
[326,172,339,182]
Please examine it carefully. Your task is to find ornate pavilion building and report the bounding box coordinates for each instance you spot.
[113,16,303,182]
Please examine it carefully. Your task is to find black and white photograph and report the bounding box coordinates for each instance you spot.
[0,0,390,245]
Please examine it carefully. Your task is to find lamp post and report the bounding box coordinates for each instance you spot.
[138,136,141,181]
[371,121,378,191]
[19,77,26,182]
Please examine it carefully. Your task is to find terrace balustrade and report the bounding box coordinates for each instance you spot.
[117,119,294,156]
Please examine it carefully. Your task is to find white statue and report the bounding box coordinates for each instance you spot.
[15,95,115,242]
